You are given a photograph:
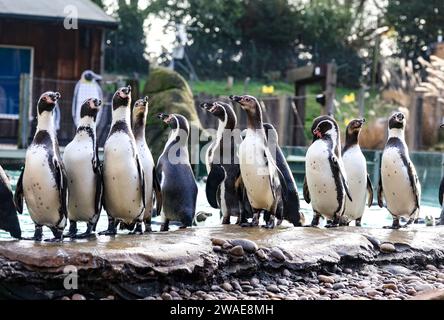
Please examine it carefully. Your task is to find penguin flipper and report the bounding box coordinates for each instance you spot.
[153,167,162,215]
[331,155,352,202]
[54,158,68,220]
[136,155,146,210]
[206,164,226,209]
[377,172,384,208]
[13,166,25,214]
[93,161,103,222]
[407,161,421,209]
[303,176,310,204]
[439,176,444,207]
[366,174,374,207]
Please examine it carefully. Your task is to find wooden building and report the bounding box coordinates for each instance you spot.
[0,0,117,143]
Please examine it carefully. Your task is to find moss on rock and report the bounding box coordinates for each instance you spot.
[143,67,202,161]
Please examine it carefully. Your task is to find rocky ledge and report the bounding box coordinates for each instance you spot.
[0,225,443,300]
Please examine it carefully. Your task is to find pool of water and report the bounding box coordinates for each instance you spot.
[1,169,441,239]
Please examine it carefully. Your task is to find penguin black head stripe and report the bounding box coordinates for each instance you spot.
[313,120,334,139]
[80,98,102,120]
[37,91,61,114]
[229,95,262,129]
[388,112,405,129]
[157,113,190,136]
[112,85,132,110]
[200,101,237,130]
[344,118,365,153]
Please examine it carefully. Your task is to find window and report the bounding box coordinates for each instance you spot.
[0,46,32,118]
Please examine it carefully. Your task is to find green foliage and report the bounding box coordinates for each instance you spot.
[105,0,149,74]
[148,0,366,86]
[385,0,444,60]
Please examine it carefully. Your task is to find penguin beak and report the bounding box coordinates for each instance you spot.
[122,85,131,95]
[440,123,444,128]
[200,102,212,110]
[313,128,322,138]
[93,99,102,108]
[396,113,405,122]
[356,118,365,128]
[157,113,172,124]
[229,95,242,103]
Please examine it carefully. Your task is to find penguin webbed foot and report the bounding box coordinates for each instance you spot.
[384,217,401,229]
[160,220,170,232]
[262,217,275,229]
[221,215,231,225]
[144,222,152,233]
[129,222,143,235]
[74,223,96,239]
[64,221,78,238]
[22,225,43,241]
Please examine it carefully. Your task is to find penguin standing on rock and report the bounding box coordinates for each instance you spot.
[341,119,373,226]
[63,98,103,238]
[101,86,146,235]
[229,95,285,229]
[378,112,420,229]
[132,96,161,233]
[303,116,352,227]
[14,91,67,241]
[263,123,303,226]
[437,123,444,226]
[200,101,244,224]
[156,113,197,231]
[0,165,21,239]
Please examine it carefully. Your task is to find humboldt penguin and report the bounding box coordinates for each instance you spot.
[378,112,421,229]
[0,165,21,238]
[263,123,303,226]
[132,96,161,233]
[303,115,352,227]
[100,85,146,235]
[200,101,244,224]
[341,119,373,226]
[14,91,67,241]
[63,98,103,238]
[72,70,103,128]
[156,113,197,231]
[229,95,285,229]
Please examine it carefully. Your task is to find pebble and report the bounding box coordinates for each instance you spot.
[383,283,398,291]
[211,238,227,246]
[282,269,292,277]
[266,284,280,293]
[380,243,396,253]
[222,242,233,249]
[211,285,222,292]
[414,283,435,292]
[333,283,346,290]
[161,293,172,300]
[221,282,233,291]
[426,265,438,271]
[61,296,70,300]
[366,290,380,297]
[247,291,260,296]
[277,279,289,286]
[213,246,222,253]
[242,285,254,292]
[270,248,286,262]
[231,281,242,292]
[229,245,244,257]
[343,268,353,274]
[229,239,258,253]
[318,275,335,284]
[251,278,260,286]
[71,294,86,300]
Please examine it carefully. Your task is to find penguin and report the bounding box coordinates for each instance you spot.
[377,112,421,229]
[14,91,67,241]
[229,95,285,229]
[100,85,146,235]
[0,165,21,239]
[156,113,197,231]
[132,96,162,233]
[199,101,245,224]
[303,115,352,227]
[72,70,103,128]
[263,123,303,226]
[341,118,373,226]
[63,98,103,238]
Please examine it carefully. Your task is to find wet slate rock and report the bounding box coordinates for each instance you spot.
[380,243,396,253]
[229,246,245,257]
[228,239,258,253]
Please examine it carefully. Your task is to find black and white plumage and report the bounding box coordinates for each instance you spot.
[63,98,103,239]
[156,113,197,231]
[200,101,245,225]
[72,70,103,128]
[100,85,146,235]
[303,115,352,227]
[378,112,421,229]
[341,119,373,226]
[14,91,67,241]
[132,96,161,233]
[263,123,303,226]
[229,95,285,229]
[0,165,21,239]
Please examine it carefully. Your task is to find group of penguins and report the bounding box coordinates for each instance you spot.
[0,86,428,242]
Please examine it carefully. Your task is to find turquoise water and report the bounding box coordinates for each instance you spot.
[1,169,441,239]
